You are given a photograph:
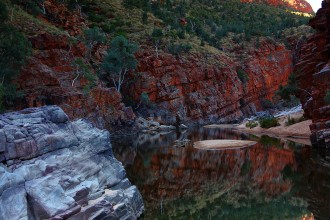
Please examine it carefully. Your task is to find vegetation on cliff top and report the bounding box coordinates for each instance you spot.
[122,0,310,49]
[100,36,138,93]
[0,1,32,112]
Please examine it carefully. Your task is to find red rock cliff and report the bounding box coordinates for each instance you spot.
[295,0,330,147]
[15,33,135,130]
[129,41,292,124]
[13,0,135,130]
[13,0,294,128]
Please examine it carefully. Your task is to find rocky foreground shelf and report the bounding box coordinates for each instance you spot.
[0,106,144,220]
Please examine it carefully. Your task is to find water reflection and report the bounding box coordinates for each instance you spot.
[111,128,329,220]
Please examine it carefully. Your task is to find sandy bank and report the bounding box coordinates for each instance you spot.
[203,111,312,145]
[235,111,311,139]
[194,140,257,150]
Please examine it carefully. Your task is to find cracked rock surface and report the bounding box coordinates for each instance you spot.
[0,106,144,220]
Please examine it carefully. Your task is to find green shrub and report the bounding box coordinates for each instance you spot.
[0,1,8,22]
[12,0,43,15]
[325,90,330,105]
[276,73,298,101]
[100,36,138,93]
[140,92,151,106]
[73,58,97,95]
[246,121,258,129]
[0,2,32,110]
[142,11,148,24]
[237,69,249,84]
[129,0,310,49]
[285,116,305,126]
[259,117,280,128]
[261,99,273,109]
[88,13,107,23]
[168,43,192,55]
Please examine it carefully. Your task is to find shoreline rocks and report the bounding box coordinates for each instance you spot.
[0,106,144,220]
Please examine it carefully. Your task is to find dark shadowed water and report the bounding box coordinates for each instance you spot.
[111,127,330,220]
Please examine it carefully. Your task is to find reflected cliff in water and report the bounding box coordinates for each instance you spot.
[111,127,330,219]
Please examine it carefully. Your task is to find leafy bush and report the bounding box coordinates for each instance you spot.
[88,13,107,23]
[72,58,97,94]
[168,43,192,55]
[325,90,330,105]
[0,1,8,22]
[100,36,138,93]
[237,69,249,84]
[276,73,298,101]
[246,121,258,129]
[83,27,106,61]
[285,116,305,126]
[12,0,43,15]
[259,117,280,128]
[261,99,273,109]
[0,2,32,111]
[140,92,153,107]
[142,11,148,24]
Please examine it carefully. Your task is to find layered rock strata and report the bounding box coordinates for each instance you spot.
[295,0,330,147]
[0,106,144,220]
[15,33,135,130]
[130,42,292,124]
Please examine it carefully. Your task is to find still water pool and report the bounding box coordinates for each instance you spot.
[111,127,330,220]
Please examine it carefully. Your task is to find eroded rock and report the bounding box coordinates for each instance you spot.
[0,106,144,220]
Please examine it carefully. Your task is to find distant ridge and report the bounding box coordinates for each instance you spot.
[241,0,314,13]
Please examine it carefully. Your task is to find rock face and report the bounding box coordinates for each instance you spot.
[130,41,292,124]
[0,106,144,219]
[295,0,330,147]
[15,33,135,130]
[241,0,314,13]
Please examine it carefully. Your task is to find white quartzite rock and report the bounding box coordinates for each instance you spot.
[0,106,144,220]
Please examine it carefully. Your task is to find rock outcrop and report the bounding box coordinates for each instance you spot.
[295,0,330,147]
[0,106,144,220]
[130,41,292,124]
[15,33,135,130]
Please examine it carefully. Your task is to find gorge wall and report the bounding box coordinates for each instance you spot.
[13,0,295,128]
[15,33,135,130]
[12,0,135,131]
[296,0,330,147]
[0,106,144,219]
[130,41,292,124]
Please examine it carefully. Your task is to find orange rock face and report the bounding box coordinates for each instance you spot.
[241,0,314,13]
[15,33,135,130]
[295,1,330,147]
[129,42,292,124]
[13,0,294,128]
[41,0,86,36]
